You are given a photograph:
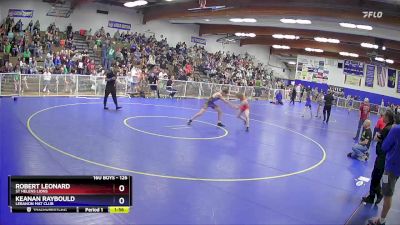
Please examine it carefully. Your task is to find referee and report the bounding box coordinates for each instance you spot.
[104,66,122,110]
[323,90,334,123]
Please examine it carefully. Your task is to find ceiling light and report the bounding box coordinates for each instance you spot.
[339,52,358,57]
[356,25,373,30]
[272,45,290,49]
[375,57,385,62]
[288,61,296,65]
[361,42,379,49]
[296,19,311,24]
[235,32,256,37]
[242,18,257,23]
[204,19,210,22]
[382,46,386,50]
[280,18,311,24]
[229,18,243,23]
[339,23,357,28]
[305,48,323,53]
[385,59,394,64]
[280,18,296,24]
[229,18,257,23]
[314,37,340,43]
[124,0,148,7]
[166,0,173,1]
[340,23,373,30]
[272,34,299,39]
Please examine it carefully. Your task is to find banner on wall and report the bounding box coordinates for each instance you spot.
[345,75,362,86]
[365,64,375,87]
[377,66,387,87]
[397,70,400,93]
[8,9,34,18]
[344,60,364,76]
[108,21,131,31]
[191,36,207,45]
[295,55,329,84]
[387,68,396,88]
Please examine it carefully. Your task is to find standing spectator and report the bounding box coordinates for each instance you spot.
[106,45,115,70]
[323,90,334,124]
[166,76,177,98]
[148,67,160,98]
[290,87,296,105]
[42,68,52,93]
[354,98,371,141]
[363,110,394,205]
[28,20,33,33]
[299,86,305,103]
[315,92,324,118]
[368,117,400,225]
[374,112,386,139]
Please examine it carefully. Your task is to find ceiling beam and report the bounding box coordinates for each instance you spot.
[271,48,400,69]
[143,0,400,27]
[199,24,400,51]
[240,37,400,61]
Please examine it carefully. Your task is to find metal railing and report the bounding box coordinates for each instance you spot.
[0,73,388,114]
[0,73,284,101]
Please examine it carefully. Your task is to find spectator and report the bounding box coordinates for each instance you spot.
[354,98,371,141]
[363,110,395,205]
[347,119,372,161]
[368,116,400,225]
[42,68,52,93]
[166,75,177,98]
[374,112,386,139]
[323,90,334,124]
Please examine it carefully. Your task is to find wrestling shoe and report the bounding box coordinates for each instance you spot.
[217,122,225,127]
[362,195,375,204]
[116,106,122,110]
[187,120,192,125]
[104,106,109,110]
[367,218,385,225]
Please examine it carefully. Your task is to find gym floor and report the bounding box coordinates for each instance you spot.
[1,96,399,224]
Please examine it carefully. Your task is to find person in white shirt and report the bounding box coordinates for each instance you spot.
[128,66,140,93]
[42,68,52,93]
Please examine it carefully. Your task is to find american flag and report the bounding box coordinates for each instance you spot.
[377,66,387,87]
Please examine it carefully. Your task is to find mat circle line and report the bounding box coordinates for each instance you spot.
[124,116,228,140]
[26,102,327,182]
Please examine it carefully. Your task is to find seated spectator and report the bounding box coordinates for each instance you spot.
[347,120,372,161]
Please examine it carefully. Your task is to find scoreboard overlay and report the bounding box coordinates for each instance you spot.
[8,176,132,213]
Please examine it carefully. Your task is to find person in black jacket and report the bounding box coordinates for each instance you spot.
[290,87,296,105]
[362,110,395,204]
[104,66,122,110]
[323,90,334,123]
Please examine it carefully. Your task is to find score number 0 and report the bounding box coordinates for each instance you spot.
[118,185,126,205]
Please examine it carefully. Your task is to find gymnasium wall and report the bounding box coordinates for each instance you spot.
[295,55,400,105]
[0,0,289,78]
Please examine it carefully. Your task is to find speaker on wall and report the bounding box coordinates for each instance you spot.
[338,62,343,68]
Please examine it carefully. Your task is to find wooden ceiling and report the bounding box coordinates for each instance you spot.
[141,0,400,68]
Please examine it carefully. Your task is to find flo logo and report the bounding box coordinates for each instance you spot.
[363,11,383,18]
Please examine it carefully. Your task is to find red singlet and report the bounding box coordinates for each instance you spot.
[240,104,250,112]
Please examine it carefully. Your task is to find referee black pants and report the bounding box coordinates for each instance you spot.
[104,85,118,107]
[369,156,385,198]
[323,105,332,122]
